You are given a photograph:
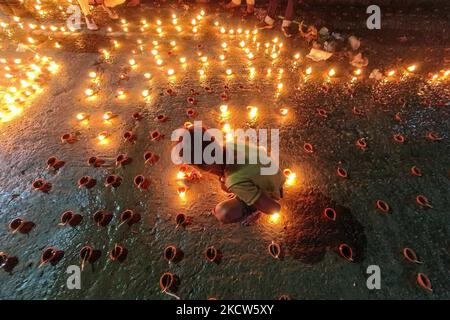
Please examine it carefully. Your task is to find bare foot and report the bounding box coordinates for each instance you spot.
[224,1,240,10]
[127,0,140,7]
[241,211,261,226]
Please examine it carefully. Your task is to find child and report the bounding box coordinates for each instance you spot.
[224,0,255,17]
[177,126,285,225]
[257,0,296,38]
[76,0,124,30]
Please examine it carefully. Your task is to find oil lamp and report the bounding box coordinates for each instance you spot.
[226,69,232,76]
[328,68,336,77]
[220,105,229,118]
[167,69,175,76]
[407,65,416,72]
[179,57,186,64]
[283,169,296,186]
[269,212,280,224]
[247,106,258,120]
[97,131,109,142]
[144,72,152,79]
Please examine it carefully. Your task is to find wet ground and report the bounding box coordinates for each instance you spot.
[0,2,449,299]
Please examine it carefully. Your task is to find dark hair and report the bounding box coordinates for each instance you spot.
[178,125,218,165]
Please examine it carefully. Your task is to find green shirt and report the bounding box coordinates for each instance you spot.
[223,143,285,206]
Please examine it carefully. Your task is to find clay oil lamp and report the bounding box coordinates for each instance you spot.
[87,156,105,168]
[9,218,35,234]
[144,151,159,165]
[77,176,96,189]
[93,210,113,227]
[105,174,122,188]
[0,252,19,273]
[116,154,132,167]
[133,175,150,190]
[79,245,101,271]
[59,211,83,227]
[205,246,221,264]
[163,245,183,264]
[119,209,141,227]
[39,247,64,268]
[32,178,52,193]
[109,244,128,262]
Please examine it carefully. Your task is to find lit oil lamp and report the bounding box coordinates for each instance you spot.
[167,69,175,76]
[97,131,109,143]
[226,69,232,76]
[269,212,281,224]
[328,68,336,77]
[76,112,89,121]
[177,186,187,199]
[144,72,152,79]
[220,105,229,118]
[103,112,114,121]
[247,106,258,120]
[407,64,416,73]
[283,169,297,186]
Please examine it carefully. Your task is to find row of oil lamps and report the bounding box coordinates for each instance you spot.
[0,54,58,123]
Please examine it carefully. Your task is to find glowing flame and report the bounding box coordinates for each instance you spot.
[269,212,281,224]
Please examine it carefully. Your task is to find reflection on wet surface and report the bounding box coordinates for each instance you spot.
[0,3,449,300]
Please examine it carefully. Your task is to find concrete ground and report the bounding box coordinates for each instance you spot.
[0,1,449,299]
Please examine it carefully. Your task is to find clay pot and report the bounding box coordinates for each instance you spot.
[32,178,52,192]
[9,218,35,234]
[144,151,159,165]
[133,175,150,190]
[88,156,105,167]
[39,247,64,267]
[79,245,101,270]
[119,209,141,227]
[93,210,113,227]
[150,130,162,141]
[47,157,65,170]
[175,213,191,228]
[105,174,122,188]
[59,211,83,227]
[416,273,432,292]
[61,133,77,144]
[0,252,19,273]
[186,108,196,117]
[163,245,183,263]
[268,241,282,259]
[116,154,132,167]
[78,176,96,189]
[403,247,422,264]
[323,208,336,221]
[155,114,168,123]
[376,200,390,213]
[338,243,354,262]
[159,272,180,292]
[123,131,137,143]
[205,246,221,263]
[132,112,143,120]
[109,244,128,262]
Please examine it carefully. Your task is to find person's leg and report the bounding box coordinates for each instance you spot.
[77,0,91,16]
[246,0,255,14]
[225,0,242,9]
[257,0,277,29]
[283,0,295,24]
[213,197,254,224]
[281,0,296,37]
[77,0,98,30]
[102,0,124,19]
